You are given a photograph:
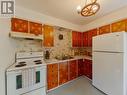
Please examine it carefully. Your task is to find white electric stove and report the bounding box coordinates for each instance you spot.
[6,51,46,95]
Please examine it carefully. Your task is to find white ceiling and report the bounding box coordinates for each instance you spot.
[16,0,127,25]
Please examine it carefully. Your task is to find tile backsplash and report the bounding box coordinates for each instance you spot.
[16,39,42,52]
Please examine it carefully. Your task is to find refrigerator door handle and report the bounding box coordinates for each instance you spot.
[93,51,123,53]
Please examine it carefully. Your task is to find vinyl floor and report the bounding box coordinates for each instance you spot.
[47,77,106,95]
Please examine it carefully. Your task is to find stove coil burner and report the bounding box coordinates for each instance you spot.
[15,62,26,67]
[34,60,42,65]
[35,62,42,65]
[34,60,41,62]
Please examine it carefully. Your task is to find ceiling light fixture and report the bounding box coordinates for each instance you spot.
[77,0,100,17]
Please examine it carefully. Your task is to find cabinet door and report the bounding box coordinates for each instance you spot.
[88,29,98,47]
[29,22,42,35]
[111,20,127,32]
[47,64,58,90]
[72,31,82,47]
[84,60,88,76]
[78,32,83,47]
[89,61,92,79]
[11,18,28,33]
[43,25,54,47]
[78,59,84,76]
[69,60,78,80]
[59,62,68,85]
[83,32,88,47]
[72,31,76,47]
[99,25,110,35]
[88,31,93,47]
[75,32,78,47]
[84,59,92,79]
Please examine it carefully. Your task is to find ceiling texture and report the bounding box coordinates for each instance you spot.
[16,0,127,26]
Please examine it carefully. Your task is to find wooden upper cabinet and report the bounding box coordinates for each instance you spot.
[72,31,82,47]
[47,64,58,90]
[78,32,83,47]
[111,20,127,32]
[87,31,92,47]
[88,29,98,47]
[69,60,78,81]
[83,29,97,47]
[59,62,68,85]
[29,22,42,35]
[99,25,110,35]
[83,32,88,47]
[11,18,28,33]
[43,25,54,47]
[72,31,77,47]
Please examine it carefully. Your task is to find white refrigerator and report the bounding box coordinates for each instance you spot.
[92,32,127,95]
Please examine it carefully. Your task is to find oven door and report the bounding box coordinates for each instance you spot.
[34,66,46,89]
[7,70,24,95]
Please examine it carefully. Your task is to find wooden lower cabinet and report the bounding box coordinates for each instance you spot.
[84,59,92,79]
[47,59,92,90]
[69,60,78,80]
[78,59,84,76]
[59,62,69,85]
[47,64,58,90]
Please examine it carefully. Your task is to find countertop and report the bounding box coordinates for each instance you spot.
[44,55,92,64]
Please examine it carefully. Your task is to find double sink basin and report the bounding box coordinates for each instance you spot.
[55,56,74,60]
[44,55,74,63]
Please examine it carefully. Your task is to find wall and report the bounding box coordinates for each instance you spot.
[0,18,16,95]
[81,6,127,31]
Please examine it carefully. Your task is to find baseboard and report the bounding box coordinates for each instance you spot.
[82,75,92,82]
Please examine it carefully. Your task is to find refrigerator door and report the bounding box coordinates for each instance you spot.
[93,32,124,52]
[93,52,124,95]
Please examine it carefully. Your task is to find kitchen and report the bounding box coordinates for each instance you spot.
[1,0,127,95]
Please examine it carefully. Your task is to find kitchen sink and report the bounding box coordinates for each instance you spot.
[55,55,74,60]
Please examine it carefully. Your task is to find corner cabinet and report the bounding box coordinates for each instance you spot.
[72,31,83,47]
[43,25,54,47]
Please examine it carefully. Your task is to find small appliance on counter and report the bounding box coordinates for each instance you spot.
[44,50,50,59]
[6,51,46,95]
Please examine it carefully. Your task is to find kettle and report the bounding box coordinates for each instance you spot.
[44,50,50,59]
